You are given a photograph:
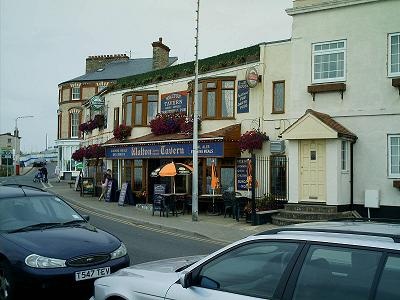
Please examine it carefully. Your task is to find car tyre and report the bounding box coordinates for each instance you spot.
[0,260,15,300]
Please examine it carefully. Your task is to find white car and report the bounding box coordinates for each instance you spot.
[91,220,400,300]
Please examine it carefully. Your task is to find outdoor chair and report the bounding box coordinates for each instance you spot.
[222,191,235,218]
[234,196,249,221]
[152,194,168,217]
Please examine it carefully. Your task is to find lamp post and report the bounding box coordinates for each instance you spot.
[14,115,34,175]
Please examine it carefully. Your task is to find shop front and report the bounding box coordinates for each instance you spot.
[104,125,241,204]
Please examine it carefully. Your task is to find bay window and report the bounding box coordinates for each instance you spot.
[123,92,158,126]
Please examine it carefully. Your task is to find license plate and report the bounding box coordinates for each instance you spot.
[75,267,111,281]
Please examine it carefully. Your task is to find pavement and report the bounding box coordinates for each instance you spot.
[48,180,279,244]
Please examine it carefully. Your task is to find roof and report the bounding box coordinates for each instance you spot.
[59,57,178,85]
[104,124,241,146]
[0,185,49,199]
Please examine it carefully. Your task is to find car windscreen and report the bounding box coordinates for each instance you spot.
[0,195,85,232]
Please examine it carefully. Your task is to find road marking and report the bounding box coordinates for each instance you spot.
[69,202,226,246]
[41,182,53,189]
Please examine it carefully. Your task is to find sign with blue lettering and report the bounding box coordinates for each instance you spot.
[161,91,187,113]
[236,158,249,190]
[105,140,224,159]
[237,80,249,113]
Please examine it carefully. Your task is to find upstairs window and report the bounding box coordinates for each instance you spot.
[389,33,400,77]
[312,40,346,84]
[72,87,81,100]
[70,112,80,138]
[272,81,285,113]
[388,134,400,177]
[189,78,235,119]
[123,92,158,127]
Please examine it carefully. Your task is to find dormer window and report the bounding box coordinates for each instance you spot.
[312,40,346,84]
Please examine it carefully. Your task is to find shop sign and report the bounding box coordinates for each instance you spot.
[237,80,250,113]
[105,140,224,159]
[161,91,187,114]
[246,67,259,88]
[90,96,104,110]
[236,158,249,190]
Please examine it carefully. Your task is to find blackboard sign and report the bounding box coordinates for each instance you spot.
[237,80,250,113]
[118,183,128,206]
[236,158,249,190]
[81,177,94,196]
[161,91,187,113]
[154,184,166,195]
[104,180,113,202]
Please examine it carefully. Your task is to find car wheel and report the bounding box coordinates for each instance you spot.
[0,260,15,300]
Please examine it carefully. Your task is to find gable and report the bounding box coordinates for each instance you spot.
[282,114,338,140]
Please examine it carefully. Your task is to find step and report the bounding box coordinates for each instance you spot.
[272,211,353,226]
[271,216,316,226]
[284,203,338,213]
[277,210,352,221]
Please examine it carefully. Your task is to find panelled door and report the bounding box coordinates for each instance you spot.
[300,140,326,202]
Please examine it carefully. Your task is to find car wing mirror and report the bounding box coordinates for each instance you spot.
[179,271,191,288]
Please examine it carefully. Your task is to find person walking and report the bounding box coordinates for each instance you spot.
[54,165,61,182]
[98,169,111,201]
[40,166,48,183]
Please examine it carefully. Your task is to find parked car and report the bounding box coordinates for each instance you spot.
[0,184,130,299]
[91,220,400,300]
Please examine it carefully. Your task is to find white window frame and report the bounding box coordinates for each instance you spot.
[70,112,80,138]
[388,32,400,77]
[312,40,346,84]
[388,134,400,178]
[341,140,349,172]
[72,87,80,100]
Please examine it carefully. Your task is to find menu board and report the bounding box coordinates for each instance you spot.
[237,80,250,113]
[104,180,113,202]
[236,158,249,191]
[154,184,166,195]
[81,177,94,196]
[118,183,128,206]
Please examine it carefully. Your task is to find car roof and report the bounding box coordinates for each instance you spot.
[0,184,51,199]
[258,220,400,243]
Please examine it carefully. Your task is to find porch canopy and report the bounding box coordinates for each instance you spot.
[104,124,241,159]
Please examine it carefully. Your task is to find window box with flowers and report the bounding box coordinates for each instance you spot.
[113,124,132,141]
[149,113,201,136]
[238,129,269,153]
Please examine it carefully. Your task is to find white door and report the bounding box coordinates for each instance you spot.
[300,140,326,202]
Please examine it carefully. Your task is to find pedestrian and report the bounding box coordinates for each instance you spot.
[54,165,61,182]
[98,169,111,201]
[40,166,48,183]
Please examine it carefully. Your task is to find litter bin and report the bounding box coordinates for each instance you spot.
[16,164,20,175]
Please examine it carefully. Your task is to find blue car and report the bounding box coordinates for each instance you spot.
[0,184,130,299]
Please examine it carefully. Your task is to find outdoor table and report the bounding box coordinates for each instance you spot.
[161,193,187,216]
[199,194,223,215]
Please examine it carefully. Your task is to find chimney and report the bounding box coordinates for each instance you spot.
[85,54,129,74]
[152,37,170,70]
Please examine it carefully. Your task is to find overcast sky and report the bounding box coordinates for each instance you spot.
[0,0,293,153]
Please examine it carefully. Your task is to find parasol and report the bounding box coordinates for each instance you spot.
[150,162,193,193]
[246,159,258,196]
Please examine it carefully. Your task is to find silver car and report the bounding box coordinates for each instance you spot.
[91,220,400,300]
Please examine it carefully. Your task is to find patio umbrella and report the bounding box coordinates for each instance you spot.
[211,160,219,191]
[150,162,193,193]
[246,159,258,196]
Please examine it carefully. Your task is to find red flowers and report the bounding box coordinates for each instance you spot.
[238,130,269,153]
[71,144,105,162]
[113,124,132,141]
[79,114,105,133]
[149,113,201,136]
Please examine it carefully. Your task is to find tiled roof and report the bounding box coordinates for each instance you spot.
[59,57,178,85]
[306,109,357,140]
[104,124,241,146]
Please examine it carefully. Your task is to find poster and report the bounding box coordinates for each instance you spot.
[237,80,250,113]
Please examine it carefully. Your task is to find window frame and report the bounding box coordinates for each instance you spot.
[113,107,120,129]
[272,81,285,114]
[388,134,400,178]
[388,32,400,78]
[69,112,80,138]
[341,140,349,172]
[312,39,346,84]
[123,92,158,127]
[189,77,236,120]
[71,87,81,100]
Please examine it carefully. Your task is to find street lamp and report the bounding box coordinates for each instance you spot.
[14,115,34,175]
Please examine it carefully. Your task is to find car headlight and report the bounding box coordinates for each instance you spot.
[110,243,127,260]
[25,254,66,268]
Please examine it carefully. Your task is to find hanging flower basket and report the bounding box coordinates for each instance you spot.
[238,129,269,153]
[113,124,132,141]
[79,114,105,133]
[71,144,105,161]
[71,147,86,162]
[149,113,201,136]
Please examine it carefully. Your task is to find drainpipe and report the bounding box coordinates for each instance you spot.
[350,141,355,212]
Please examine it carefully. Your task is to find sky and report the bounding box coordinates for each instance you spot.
[0,0,293,153]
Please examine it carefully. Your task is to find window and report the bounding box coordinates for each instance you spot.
[70,112,80,138]
[122,159,143,191]
[7,138,11,143]
[272,81,285,113]
[389,33,400,77]
[97,85,106,93]
[58,114,62,139]
[388,134,400,177]
[113,107,120,129]
[72,87,81,100]
[189,78,235,119]
[123,93,158,127]
[341,140,349,172]
[312,40,346,83]
[196,241,299,299]
[292,245,381,300]
[375,255,400,300]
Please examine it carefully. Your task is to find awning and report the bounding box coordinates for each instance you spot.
[104,124,241,159]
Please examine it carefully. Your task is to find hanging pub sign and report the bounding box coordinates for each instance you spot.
[90,95,104,110]
[237,80,250,113]
[105,140,224,159]
[236,158,249,191]
[245,67,259,88]
[161,91,187,113]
